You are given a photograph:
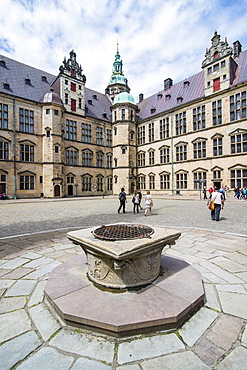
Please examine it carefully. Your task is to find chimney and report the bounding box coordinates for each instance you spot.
[164,78,173,91]
[139,93,144,102]
[233,40,242,58]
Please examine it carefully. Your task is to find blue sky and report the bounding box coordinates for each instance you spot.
[0,0,247,101]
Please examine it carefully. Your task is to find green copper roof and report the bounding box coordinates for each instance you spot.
[113,91,135,105]
[108,44,129,87]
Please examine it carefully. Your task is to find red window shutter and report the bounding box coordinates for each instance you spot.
[71,82,76,92]
[71,99,76,111]
[214,51,219,59]
[213,78,220,92]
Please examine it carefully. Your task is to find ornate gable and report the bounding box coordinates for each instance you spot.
[202,31,232,67]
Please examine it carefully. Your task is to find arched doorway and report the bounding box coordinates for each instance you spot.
[68,184,73,196]
[130,182,135,194]
[54,185,60,197]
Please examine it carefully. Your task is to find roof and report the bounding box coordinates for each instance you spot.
[113,91,135,105]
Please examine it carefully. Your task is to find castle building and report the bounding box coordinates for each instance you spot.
[0,32,246,198]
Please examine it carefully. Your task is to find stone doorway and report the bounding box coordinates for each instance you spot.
[68,184,73,196]
[54,185,60,197]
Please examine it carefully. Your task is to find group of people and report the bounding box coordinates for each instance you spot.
[118,188,153,216]
[202,185,229,200]
[233,186,247,199]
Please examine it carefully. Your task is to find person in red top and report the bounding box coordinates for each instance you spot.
[207,187,224,221]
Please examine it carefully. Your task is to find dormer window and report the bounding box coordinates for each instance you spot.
[0,60,6,68]
[165,94,171,101]
[102,112,107,118]
[25,77,31,85]
[157,94,162,100]
[3,82,10,90]
[214,51,219,59]
[150,108,156,114]
[88,99,92,105]
[93,94,97,100]
[177,97,183,103]
[183,81,190,87]
[41,75,47,82]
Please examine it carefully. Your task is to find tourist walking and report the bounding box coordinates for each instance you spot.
[207,187,224,221]
[132,190,140,213]
[144,191,153,216]
[202,186,207,199]
[118,188,127,213]
[137,189,142,210]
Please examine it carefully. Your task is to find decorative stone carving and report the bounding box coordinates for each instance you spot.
[59,50,86,82]
[202,31,232,67]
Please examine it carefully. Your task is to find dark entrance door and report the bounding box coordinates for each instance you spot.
[54,185,60,197]
[68,185,73,196]
[213,181,221,189]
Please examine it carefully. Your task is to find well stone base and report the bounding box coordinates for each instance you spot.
[45,253,204,337]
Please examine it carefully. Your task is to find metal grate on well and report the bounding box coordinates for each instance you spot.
[93,224,154,241]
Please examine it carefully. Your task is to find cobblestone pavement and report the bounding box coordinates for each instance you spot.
[0,197,246,369]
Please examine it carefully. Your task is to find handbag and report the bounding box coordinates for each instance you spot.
[150,200,153,207]
[208,201,215,210]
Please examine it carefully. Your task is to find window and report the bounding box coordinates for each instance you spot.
[106,129,112,146]
[230,91,246,121]
[160,147,169,164]
[149,174,155,190]
[175,112,186,135]
[20,144,34,162]
[193,140,206,159]
[137,152,145,167]
[176,144,187,161]
[148,122,154,142]
[193,105,205,131]
[71,99,76,111]
[137,176,146,190]
[82,176,92,191]
[194,172,206,190]
[82,150,92,166]
[78,98,82,109]
[114,127,117,135]
[107,154,112,168]
[221,60,226,68]
[213,137,223,156]
[81,123,91,143]
[96,126,103,145]
[176,173,187,189]
[55,146,59,153]
[177,97,183,104]
[214,51,219,59]
[122,147,126,154]
[230,131,247,154]
[213,170,221,180]
[46,130,50,138]
[230,168,247,188]
[42,75,47,82]
[208,67,212,74]
[46,109,50,114]
[65,93,68,104]
[212,100,222,125]
[107,176,113,191]
[19,109,34,133]
[20,175,34,190]
[66,120,77,140]
[150,108,156,114]
[71,82,76,92]
[114,111,117,121]
[137,126,145,145]
[0,104,8,129]
[0,140,9,160]
[65,80,68,85]
[160,173,170,190]
[213,78,220,92]
[213,63,219,71]
[67,176,74,183]
[121,109,125,120]
[97,152,103,167]
[97,176,103,191]
[160,118,169,139]
[66,148,78,165]
[54,110,59,116]
[149,150,155,165]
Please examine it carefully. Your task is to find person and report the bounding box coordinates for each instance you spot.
[137,189,142,210]
[207,187,224,221]
[208,187,214,196]
[118,188,127,213]
[144,190,153,216]
[132,190,140,214]
[202,186,207,199]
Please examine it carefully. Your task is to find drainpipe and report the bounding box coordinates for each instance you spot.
[13,99,17,199]
[103,122,107,198]
[170,111,174,196]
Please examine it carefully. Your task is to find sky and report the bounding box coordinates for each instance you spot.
[0,0,247,101]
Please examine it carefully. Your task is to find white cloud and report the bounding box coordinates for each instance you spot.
[0,0,247,101]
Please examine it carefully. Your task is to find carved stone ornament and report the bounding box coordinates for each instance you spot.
[202,31,233,67]
[59,50,86,82]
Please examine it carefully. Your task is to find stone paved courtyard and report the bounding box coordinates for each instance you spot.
[0,196,246,369]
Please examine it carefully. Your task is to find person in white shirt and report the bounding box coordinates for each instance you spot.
[207,187,224,221]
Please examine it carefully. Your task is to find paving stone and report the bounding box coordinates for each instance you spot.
[28,281,47,307]
[49,329,115,363]
[141,350,210,369]
[0,330,42,370]
[210,256,247,273]
[0,279,15,289]
[215,284,246,294]
[24,260,61,279]
[53,243,75,250]
[206,314,243,351]
[0,288,6,298]
[241,323,247,346]
[200,261,244,284]
[29,303,61,341]
[0,309,32,343]
[216,346,247,370]
[72,357,112,369]
[235,271,247,282]
[219,291,247,319]
[204,283,221,311]
[2,266,35,279]
[24,256,54,268]
[116,365,140,369]
[179,307,218,347]
[117,333,184,364]
[21,252,42,259]
[0,268,11,277]
[16,347,74,370]
[0,256,29,269]
[5,279,37,296]
[201,272,227,284]
[0,296,26,313]
[193,337,225,366]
